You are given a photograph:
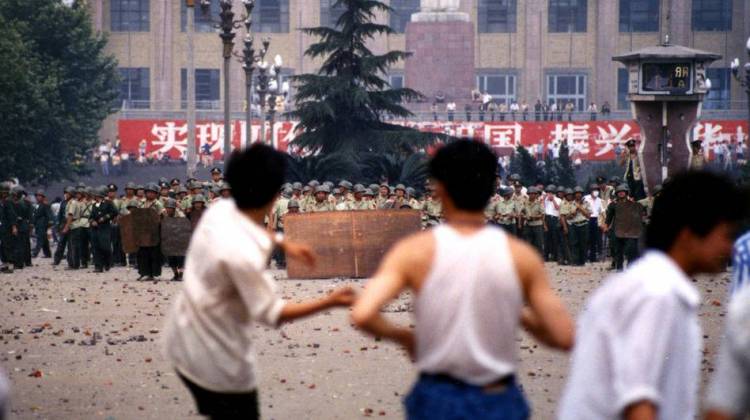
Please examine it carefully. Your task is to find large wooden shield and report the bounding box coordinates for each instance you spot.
[161,218,192,256]
[118,214,138,254]
[131,208,161,247]
[285,210,421,279]
[189,208,205,229]
[614,201,644,239]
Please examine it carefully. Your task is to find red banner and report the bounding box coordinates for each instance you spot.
[118,119,748,161]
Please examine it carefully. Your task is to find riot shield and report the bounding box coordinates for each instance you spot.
[614,201,644,239]
[161,218,192,256]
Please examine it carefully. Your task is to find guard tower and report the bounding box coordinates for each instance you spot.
[613,39,720,192]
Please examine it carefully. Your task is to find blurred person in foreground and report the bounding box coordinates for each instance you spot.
[558,171,746,420]
[351,140,574,420]
[163,144,355,420]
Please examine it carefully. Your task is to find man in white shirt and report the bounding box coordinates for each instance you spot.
[164,144,355,419]
[559,171,746,420]
[351,140,574,420]
[583,184,603,262]
[543,185,562,263]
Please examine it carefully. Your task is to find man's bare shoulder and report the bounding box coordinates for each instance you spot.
[507,234,544,280]
[391,229,435,259]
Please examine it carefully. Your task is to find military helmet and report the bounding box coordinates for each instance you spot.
[395,184,407,192]
[509,173,521,181]
[192,194,206,204]
[573,186,584,194]
[35,189,46,197]
[527,186,539,195]
[615,183,630,193]
[135,184,145,191]
[565,188,574,195]
[64,186,75,194]
[323,181,334,189]
[127,199,140,208]
[145,183,159,193]
[303,185,311,193]
[556,186,566,193]
[76,182,86,189]
[158,177,168,185]
[353,184,366,193]
[501,187,514,196]
[83,187,93,195]
[315,185,330,194]
[94,186,107,197]
[545,184,556,193]
[364,188,376,196]
[369,184,380,191]
[165,198,177,209]
[308,180,320,187]
[609,176,621,184]
[288,200,300,209]
[125,182,137,190]
[281,183,292,190]
[176,185,188,194]
[338,180,352,189]
[292,182,302,190]
[218,182,231,192]
[210,167,222,175]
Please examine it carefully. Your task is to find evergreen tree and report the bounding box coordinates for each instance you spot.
[509,145,541,186]
[557,142,577,188]
[290,0,439,156]
[0,0,118,183]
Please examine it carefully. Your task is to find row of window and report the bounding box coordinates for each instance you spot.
[110,0,734,34]
[117,67,733,110]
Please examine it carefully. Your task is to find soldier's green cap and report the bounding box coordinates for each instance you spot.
[83,187,92,195]
[125,182,137,190]
[94,186,107,197]
[165,198,177,209]
[338,180,352,189]
[220,182,231,192]
[136,184,145,190]
[527,186,540,195]
[288,199,300,209]
[35,189,46,197]
[565,188,574,195]
[545,184,556,192]
[616,184,630,193]
[145,183,159,193]
[303,186,311,192]
[510,174,521,181]
[308,180,320,187]
[364,188,376,196]
[395,184,407,192]
[292,182,302,190]
[556,186,566,193]
[323,181,334,188]
[406,187,416,195]
[210,186,220,195]
[353,184,366,193]
[369,184,379,191]
[315,185,330,194]
[64,186,75,194]
[282,187,292,196]
[75,186,86,193]
[652,184,663,195]
[192,194,206,203]
[573,186,584,193]
[176,185,187,194]
[282,183,291,190]
[127,199,140,208]
[501,187,514,196]
[187,181,201,190]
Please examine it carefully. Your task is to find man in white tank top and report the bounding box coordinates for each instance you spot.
[351,140,575,420]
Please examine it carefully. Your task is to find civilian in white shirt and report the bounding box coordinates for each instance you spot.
[352,141,574,420]
[164,144,355,420]
[559,171,746,420]
[583,184,603,262]
[543,185,562,263]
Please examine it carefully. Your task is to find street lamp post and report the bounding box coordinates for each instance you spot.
[185,0,197,178]
[200,0,244,164]
[730,37,750,149]
[266,54,290,147]
[238,36,270,147]
[256,60,270,144]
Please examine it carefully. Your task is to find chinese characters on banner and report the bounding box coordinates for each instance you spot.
[118,119,748,162]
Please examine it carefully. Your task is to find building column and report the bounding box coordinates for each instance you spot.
[152,0,174,111]
[594,0,617,107]
[668,0,691,46]
[523,0,545,104]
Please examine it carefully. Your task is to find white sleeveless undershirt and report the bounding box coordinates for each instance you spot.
[414,224,523,385]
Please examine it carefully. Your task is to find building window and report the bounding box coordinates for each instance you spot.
[548,0,587,33]
[181,68,221,110]
[321,0,347,28]
[619,0,659,32]
[476,74,516,105]
[389,0,419,33]
[692,0,732,31]
[546,73,586,110]
[617,68,629,110]
[253,0,290,33]
[704,68,730,109]
[111,0,150,32]
[389,74,404,89]
[118,68,150,109]
[478,0,517,33]
[181,0,220,32]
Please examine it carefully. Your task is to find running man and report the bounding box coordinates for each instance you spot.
[351,140,574,419]
[164,144,355,420]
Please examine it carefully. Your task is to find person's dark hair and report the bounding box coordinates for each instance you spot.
[429,139,497,211]
[646,171,747,251]
[225,144,286,209]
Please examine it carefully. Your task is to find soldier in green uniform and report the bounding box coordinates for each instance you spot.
[218,182,231,199]
[604,184,641,271]
[521,187,545,253]
[31,190,53,259]
[305,185,335,212]
[137,183,165,280]
[494,187,517,235]
[375,184,390,209]
[106,184,126,266]
[209,167,223,190]
[90,186,119,273]
[63,187,84,269]
[163,198,186,281]
[0,183,18,272]
[12,186,33,267]
[558,188,575,265]
[568,186,592,266]
[349,185,375,211]
[421,188,443,228]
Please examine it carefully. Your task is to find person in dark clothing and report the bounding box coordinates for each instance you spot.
[137,183,164,281]
[90,186,119,273]
[0,183,18,273]
[53,187,73,266]
[12,186,32,268]
[32,190,53,258]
